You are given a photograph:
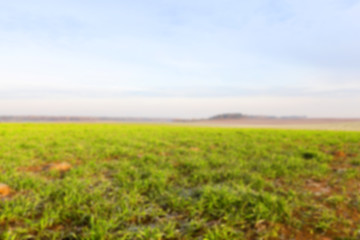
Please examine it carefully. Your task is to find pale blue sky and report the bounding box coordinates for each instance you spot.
[1,0,360,118]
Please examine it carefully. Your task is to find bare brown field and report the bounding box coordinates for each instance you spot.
[180,118,360,131]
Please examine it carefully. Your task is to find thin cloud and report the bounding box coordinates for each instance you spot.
[0,0,359,117]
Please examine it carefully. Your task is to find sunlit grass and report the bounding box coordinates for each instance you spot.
[0,124,360,239]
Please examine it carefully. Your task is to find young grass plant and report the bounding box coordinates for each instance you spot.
[0,124,359,239]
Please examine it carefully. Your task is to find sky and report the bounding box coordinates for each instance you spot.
[1,0,360,118]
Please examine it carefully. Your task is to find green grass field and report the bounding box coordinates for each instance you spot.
[1,124,360,239]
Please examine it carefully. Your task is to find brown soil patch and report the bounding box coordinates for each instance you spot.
[181,119,360,131]
[333,151,346,158]
[276,226,319,240]
[18,162,73,173]
[18,165,44,173]
[0,183,11,197]
[275,222,352,240]
[46,162,72,172]
[190,147,200,152]
[305,179,332,196]
[47,224,65,231]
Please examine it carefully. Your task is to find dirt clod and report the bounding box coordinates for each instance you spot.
[0,183,11,197]
[334,151,346,158]
[47,162,72,172]
[190,147,200,152]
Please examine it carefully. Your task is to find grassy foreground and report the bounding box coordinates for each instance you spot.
[0,124,360,240]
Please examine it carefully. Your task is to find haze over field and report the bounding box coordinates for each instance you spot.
[1,0,360,118]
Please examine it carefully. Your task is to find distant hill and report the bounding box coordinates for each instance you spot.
[209,113,245,120]
[209,113,307,120]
